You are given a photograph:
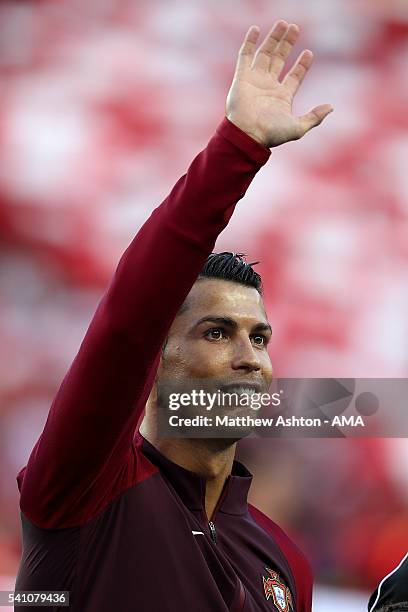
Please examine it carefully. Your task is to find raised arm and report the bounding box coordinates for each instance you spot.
[17,22,332,529]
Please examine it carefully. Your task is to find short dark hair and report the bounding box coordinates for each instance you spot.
[161,253,263,354]
[376,603,408,611]
[198,252,262,294]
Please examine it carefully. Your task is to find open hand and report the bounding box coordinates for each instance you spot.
[226,21,333,148]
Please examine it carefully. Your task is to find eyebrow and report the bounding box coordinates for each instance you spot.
[190,316,272,335]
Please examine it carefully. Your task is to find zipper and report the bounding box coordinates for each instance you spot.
[206,477,231,545]
[206,480,246,610]
[208,520,217,543]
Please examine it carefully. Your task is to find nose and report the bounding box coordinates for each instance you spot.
[231,335,262,372]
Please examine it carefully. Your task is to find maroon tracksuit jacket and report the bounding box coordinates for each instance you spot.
[15,118,313,611]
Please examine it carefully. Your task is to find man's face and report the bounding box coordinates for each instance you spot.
[156,279,273,436]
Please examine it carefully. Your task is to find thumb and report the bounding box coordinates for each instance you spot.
[298,104,334,135]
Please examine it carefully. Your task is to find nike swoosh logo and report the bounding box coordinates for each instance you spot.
[192,531,204,535]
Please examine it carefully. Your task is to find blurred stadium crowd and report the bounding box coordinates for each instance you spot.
[0,0,408,607]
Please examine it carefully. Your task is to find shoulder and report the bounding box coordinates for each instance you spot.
[248,503,312,576]
[368,553,408,611]
[248,503,313,611]
[16,437,158,529]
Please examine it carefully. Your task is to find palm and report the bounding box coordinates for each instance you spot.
[226,22,333,148]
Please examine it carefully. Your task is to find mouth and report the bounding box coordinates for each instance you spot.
[219,381,264,394]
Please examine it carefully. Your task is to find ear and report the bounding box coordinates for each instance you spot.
[161,336,169,358]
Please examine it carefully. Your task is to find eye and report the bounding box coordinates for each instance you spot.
[204,328,227,341]
[251,334,267,346]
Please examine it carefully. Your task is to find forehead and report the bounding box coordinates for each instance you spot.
[181,278,268,324]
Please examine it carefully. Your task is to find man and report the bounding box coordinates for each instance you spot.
[369,553,408,612]
[15,20,332,611]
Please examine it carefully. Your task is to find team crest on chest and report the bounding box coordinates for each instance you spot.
[262,567,293,611]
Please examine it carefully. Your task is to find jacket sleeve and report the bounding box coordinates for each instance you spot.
[17,118,270,528]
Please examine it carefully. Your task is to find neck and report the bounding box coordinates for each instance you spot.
[140,410,236,521]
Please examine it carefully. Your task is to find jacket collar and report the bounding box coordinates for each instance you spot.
[135,432,253,516]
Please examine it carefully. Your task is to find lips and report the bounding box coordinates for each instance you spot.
[219,381,265,394]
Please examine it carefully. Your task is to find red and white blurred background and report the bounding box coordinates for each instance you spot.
[1,0,408,609]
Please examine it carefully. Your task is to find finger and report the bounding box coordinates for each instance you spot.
[252,20,288,72]
[269,23,300,77]
[298,104,334,135]
[282,49,314,96]
[234,25,260,74]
